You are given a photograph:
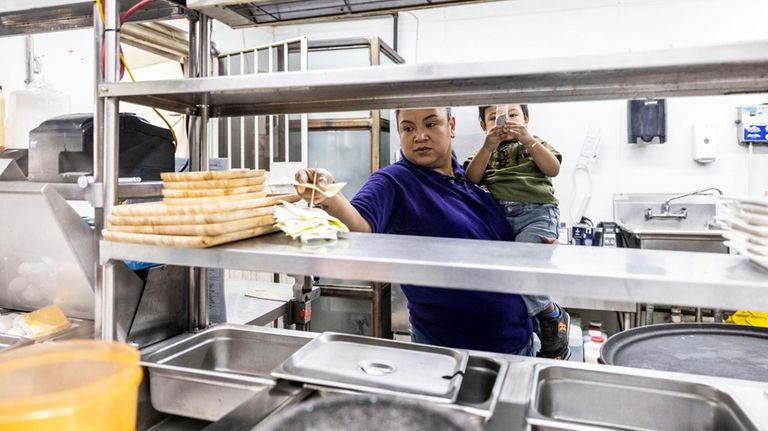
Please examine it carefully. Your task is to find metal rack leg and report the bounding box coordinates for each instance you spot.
[93,2,105,341]
[99,262,117,341]
[97,0,121,342]
[645,304,655,326]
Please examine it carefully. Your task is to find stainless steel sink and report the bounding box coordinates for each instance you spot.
[141,324,315,421]
[527,366,757,431]
[614,193,726,253]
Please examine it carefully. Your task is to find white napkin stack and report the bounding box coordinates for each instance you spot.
[274,200,349,242]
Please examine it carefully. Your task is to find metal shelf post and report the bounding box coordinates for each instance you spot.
[97,0,121,341]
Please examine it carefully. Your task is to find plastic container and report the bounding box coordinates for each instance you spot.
[5,77,70,149]
[0,340,142,431]
[583,320,607,343]
[584,335,605,364]
[568,324,584,362]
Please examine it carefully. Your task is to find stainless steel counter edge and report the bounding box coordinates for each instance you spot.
[101,232,768,310]
[139,323,319,358]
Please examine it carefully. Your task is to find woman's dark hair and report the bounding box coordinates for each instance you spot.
[395,107,452,121]
[478,104,528,121]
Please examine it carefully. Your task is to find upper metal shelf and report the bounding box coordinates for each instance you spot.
[187,0,500,28]
[98,41,768,117]
[101,232,768,311]
[0,0,186,37]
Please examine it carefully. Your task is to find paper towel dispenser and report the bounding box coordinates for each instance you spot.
[628,99,666,144]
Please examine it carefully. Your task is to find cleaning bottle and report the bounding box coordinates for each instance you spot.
[584,335,605,364]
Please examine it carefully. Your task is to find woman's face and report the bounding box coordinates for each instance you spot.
[397,108,456,173]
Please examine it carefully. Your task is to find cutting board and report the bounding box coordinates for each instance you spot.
[109,214,275,235]
[103,225,279,248]
[161,169,266,182]
[163,191,268,206]
[111,194,300,216]
[162,184,265,198]
[108,207,275,226]
[162,176,265,190]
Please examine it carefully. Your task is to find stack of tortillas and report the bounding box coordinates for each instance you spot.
[102,169,300,248]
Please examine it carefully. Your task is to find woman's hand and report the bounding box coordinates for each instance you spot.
[294,168,335,205]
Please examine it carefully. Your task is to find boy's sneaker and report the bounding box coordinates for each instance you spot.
[535,305,571,360]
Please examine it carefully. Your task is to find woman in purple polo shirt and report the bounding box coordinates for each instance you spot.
[295,107,533,355]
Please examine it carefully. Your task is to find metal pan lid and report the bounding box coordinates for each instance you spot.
[271,332,468,403]
[601,323,768,381]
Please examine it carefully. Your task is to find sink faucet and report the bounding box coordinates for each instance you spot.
[645,187,723,220]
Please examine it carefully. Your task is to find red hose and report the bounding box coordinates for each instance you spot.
[99,0,160,79]
[120,0,157,24]
[100,44,126,80]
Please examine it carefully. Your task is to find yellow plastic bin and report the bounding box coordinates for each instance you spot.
[0,340,142,431]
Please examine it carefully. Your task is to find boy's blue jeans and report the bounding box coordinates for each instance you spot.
[498,201,560,316]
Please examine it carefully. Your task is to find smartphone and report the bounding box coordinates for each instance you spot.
[495,104,508,127]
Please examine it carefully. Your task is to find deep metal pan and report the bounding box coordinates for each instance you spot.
[600,323,768,381]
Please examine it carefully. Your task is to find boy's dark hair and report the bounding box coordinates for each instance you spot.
[395,107,452,122]
[478,104,528,121]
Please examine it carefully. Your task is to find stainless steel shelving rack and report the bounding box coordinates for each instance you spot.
[186,0,501,28]
[96,1,768,340]
[0,0,185,36]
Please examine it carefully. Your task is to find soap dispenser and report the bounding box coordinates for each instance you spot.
[692,123,717,164]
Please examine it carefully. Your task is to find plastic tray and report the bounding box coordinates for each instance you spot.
[601,323,768,381]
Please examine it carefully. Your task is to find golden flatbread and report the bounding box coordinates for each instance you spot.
[162,184,265,198]
[162,176,265,190]
[293,181,347,198]
[111,194,300,216]
[102,225,279,248]
[109,215,274,236]
[163,191,268,206]
[108,207,274,226]
[161,169,265,182]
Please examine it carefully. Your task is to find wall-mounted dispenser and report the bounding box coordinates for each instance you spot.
[628,99,666,144]
[692,123,717,164]
[736,105,768,143]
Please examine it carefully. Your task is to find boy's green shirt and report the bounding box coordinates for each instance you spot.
[465,136,561,205]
